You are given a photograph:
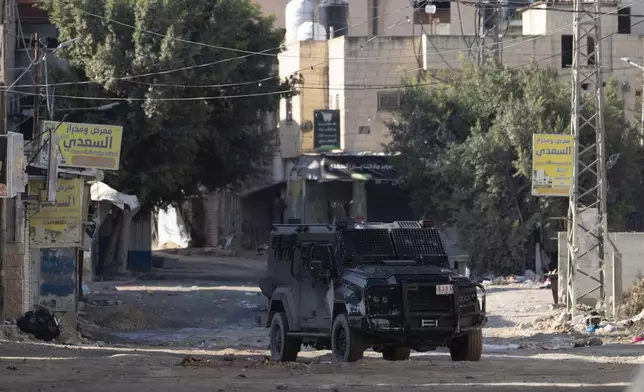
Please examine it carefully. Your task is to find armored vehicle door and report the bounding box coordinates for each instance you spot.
[297,243,334,329]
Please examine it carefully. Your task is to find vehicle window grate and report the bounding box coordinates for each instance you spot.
[391,228,447,258]
[342,229,396,258]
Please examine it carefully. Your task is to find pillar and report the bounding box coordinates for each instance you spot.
[351,181,367,221]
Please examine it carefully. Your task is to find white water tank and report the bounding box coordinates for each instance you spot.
[296,22,327,41]
[285,0,315,43]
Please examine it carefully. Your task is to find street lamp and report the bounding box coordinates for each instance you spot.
[620,57,644,141]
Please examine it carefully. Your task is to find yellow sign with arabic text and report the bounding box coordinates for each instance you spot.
[44,120,123,171]
[28,178,84,247]
[532,134,574,197]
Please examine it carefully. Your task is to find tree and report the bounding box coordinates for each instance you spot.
[40,0,295,274]
[387,63,644,275]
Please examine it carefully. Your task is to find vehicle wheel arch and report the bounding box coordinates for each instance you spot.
[268,288,300,331]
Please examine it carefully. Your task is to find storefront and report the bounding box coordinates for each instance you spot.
[287,153,414,224]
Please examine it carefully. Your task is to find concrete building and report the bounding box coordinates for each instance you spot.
[275,0,644,224]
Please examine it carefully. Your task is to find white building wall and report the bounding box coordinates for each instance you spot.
[340,36,421,152]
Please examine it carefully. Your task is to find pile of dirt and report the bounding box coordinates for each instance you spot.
[85,305,158,330]
[0,326,30,341]
[621,278,644,317]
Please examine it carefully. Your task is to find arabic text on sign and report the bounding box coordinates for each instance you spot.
[65,123,114,136]
[534,146,572,157]
[329,163,394,171]
[62,136,114,150]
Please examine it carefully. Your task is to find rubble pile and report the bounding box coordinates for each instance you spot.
[480,270,552,288]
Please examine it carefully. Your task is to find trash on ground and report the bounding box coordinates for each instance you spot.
[17,308,61,342]
[483,343,521,351]
[574,337,603,347]
[238,300,259,309]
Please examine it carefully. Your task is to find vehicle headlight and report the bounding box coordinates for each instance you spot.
[367,286,401,316]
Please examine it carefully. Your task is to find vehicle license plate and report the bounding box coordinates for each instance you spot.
[436,284,454,295]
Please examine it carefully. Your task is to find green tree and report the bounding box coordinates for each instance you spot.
[39,0,294,273]
[388,63,644,274]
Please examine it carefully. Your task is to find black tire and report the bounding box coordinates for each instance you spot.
[269,312,300,362]
[449,329,483,361]
[331,313,364,362]
[382,346,411,361]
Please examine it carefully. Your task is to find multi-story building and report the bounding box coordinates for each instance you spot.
[272,0,644,225]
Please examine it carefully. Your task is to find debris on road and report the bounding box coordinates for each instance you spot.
[574,337,603,347]
[238,300,259,309]
[179,356,214,367]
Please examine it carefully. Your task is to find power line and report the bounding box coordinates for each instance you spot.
[9,1,641,102]
[10,18,588,91]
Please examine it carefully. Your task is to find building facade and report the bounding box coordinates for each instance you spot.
[275,0,644,224]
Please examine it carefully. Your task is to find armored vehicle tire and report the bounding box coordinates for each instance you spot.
[331,314,364,362]
[270,312,301,362]
[382,346,411,361]
[449,329,483,361]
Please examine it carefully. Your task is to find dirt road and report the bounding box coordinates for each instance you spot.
[1,252,643,391]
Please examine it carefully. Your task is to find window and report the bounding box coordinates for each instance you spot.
[371,0,379,35]
[587,37,595,66]
[285,97,293,124]
[618,7,631,34]
[378,91,400,111]
[561,35,573,68]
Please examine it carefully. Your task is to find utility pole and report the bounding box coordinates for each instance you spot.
[477,0,503,64]
[0,0,9,321]
[494,0,503,64]
[567,0,608,316]
[476,0,485,64]
[33,32,39,138]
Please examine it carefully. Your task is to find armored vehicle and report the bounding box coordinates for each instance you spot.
[259,220,486,363]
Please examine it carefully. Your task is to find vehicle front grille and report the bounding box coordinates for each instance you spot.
[458,286,479,314]
[406,286,452,313]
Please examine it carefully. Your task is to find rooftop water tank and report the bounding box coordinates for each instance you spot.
[296,21,327,41]
[285,0,315,43]
[318,0,349,39]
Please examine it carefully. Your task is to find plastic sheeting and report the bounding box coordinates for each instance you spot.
[153,205,190,249]
[89,181,139,211]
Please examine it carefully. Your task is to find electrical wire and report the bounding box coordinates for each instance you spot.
[13,4,419,93]
[409,0,456,70]
[9,0,642,100]
[9,13,589,92]
[68,4,416,61]
[16,28,643,103]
